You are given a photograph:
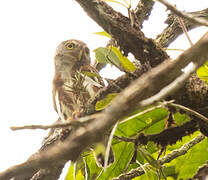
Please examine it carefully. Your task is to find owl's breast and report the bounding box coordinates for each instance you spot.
[53,72,103,121]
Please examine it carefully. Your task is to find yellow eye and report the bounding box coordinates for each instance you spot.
[65,42,75,50]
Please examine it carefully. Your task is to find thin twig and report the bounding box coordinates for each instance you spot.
[177,17,193,46]
[10,114,101,131]
[169,103,208,124]
[157,0,208,27]
[120,100,174,124]
[104,122,118,171]
[10,122,81,131]
[10,100,173,131]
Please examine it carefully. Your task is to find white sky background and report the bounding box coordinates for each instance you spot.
[0,0,207,178]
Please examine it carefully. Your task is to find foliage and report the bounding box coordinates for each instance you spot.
[66,99,208,179]
[95,93,118,111]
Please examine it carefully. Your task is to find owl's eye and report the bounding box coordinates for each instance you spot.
[65,42,75,50]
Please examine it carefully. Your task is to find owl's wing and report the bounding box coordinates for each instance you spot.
[52,74,61,116]
[52,74,75,121]
[54,90,66,122]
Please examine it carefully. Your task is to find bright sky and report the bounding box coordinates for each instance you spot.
[0,0,207,178]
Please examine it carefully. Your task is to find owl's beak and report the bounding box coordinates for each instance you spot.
[78,46,90,63]
[78,48,84,61]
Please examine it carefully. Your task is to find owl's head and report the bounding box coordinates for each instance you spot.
[54,39,91,72]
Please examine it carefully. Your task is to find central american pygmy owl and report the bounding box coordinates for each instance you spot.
[53,39,104,121]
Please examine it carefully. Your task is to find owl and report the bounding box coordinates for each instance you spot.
[53,39,104,121]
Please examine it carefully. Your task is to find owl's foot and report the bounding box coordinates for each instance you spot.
[72,111,82,120]
[66,116,73,121]
[59,128,71,141]
[59,111,83,140]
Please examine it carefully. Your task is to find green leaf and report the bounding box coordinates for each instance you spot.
[94,47,136,72]
[133,169,158,180]
[97,141,134,180]
[93,47,109,64]
[173,112,190,125]
[115,108,168,137]
[135,143,158,172]
[94,47,122,67]
[111,46,136,72]
[81,71,100,78]
[83,150,103,180]
[94,31,111,38]
[162,166,176,178]
[65,163,85,180]
[146,141,158,154]
[177,138,208,179]
[95,93,118,111]
[138,147,161,169]
[197,60,208,84]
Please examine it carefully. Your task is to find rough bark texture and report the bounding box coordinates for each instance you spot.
[134,0,155,26]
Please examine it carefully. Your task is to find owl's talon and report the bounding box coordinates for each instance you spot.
[59,128,71,141]
[72,111,82,119]
[66,117,73,121]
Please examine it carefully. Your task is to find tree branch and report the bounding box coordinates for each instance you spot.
[11,101,174,131]
[10,114,98,131]
[157,0,208,27]
[134,0,155,27]
[156,8,208,47]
